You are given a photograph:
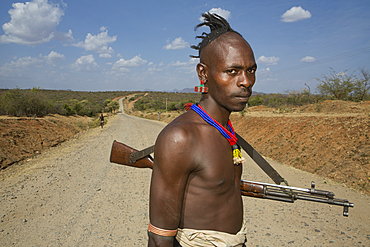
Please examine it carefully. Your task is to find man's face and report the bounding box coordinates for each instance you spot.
[199,33,257,112]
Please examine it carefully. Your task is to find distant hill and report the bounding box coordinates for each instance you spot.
[172,88,265,95]
[126,87,265,94]
[172,88,194,93]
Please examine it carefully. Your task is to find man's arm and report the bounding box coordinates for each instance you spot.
[148,125,196,246]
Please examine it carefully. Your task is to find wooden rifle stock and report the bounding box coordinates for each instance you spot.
[110,140,354,216]
[110,140,153,169]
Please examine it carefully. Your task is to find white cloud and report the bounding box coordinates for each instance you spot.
[53,29,73,42]
[170,61,188,66]
[117,67,130,73]
[257,55,280,65]
[71,54,99,72]
[148,63,163,72]
[189,57,199,64]
[300,56,315,62]
[73,28,116,54]
[169,58,199,67]
[0,56,44,76]
[112,55,147,71]
[281,6,311,23]
[148,68,162,72]
[256,67,270,76]
[40,51,65,65]
[163,37,189,50]
[201,8,231,20]
[99,53,112,58]
[0,0,69,45]
[106,66,130,75]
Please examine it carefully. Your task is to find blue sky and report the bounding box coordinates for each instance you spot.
[0,0,369,93]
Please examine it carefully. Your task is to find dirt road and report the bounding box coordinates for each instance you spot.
[1,99,369,246]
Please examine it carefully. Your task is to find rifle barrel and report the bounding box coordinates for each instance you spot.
[243,180,313,194]
[241,180,354,216]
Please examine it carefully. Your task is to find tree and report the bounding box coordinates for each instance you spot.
[72,101,83,115]
[104,99,112,106]
[1,87,23,116]
[353,68,370,101]
[107,100,119,113]
[63,103,75,116]
[248,95,264,106]
[27,87,50,116]
[315,68,355,100]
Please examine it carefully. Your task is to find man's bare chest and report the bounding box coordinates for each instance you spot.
[191,141,241,191]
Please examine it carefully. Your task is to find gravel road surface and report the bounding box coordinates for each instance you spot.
[1,99,369,246]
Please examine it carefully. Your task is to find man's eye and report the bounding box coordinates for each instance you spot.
[248,68,256,74]
[227,69,237,74]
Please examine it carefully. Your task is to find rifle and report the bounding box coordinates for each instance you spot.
[110,140,354,216]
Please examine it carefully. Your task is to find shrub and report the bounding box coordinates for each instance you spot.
[315,68,355,100]
[315,68,370,101]
[63,103,75,116]
[0,87,51,116]
[107,101,119,113]
[248,95,263,106]
[0,88,134,117]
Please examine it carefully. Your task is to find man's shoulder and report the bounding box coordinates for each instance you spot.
[154,111,206,171]
[159,111,199,138]
[156,111,209,147]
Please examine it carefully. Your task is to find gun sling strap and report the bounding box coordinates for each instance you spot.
[235,133,287,185]
[130,145,155,164]
[132,132,287,185]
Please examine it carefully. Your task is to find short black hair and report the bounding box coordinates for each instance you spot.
[190,12,242,58]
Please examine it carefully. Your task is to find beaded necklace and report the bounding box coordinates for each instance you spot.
[190,103,244,165]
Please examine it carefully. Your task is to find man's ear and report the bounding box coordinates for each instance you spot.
[196,63,208,80]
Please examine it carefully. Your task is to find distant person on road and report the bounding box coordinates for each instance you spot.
[148,12,256,247]
[99,114,104,128]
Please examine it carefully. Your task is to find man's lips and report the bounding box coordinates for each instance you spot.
[231,88,252,100]
[234,94,251,99]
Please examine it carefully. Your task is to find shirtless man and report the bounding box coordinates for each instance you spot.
[148,13,257,247]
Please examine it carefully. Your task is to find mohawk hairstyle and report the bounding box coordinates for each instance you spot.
[190,12,242,58]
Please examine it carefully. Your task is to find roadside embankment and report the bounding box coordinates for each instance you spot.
[0,115,93,169]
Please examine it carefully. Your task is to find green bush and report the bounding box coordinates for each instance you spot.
[246,91,327,109]
[315,68,370,101]
[0,87,133,117]
[63,103,75,116]
[107,101,119,113]
[104,99,112,106]
[0,87,51,116]
[132,92,200,112]
[248,95,263,106]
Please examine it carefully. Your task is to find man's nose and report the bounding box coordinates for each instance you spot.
[238,71,253,88]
